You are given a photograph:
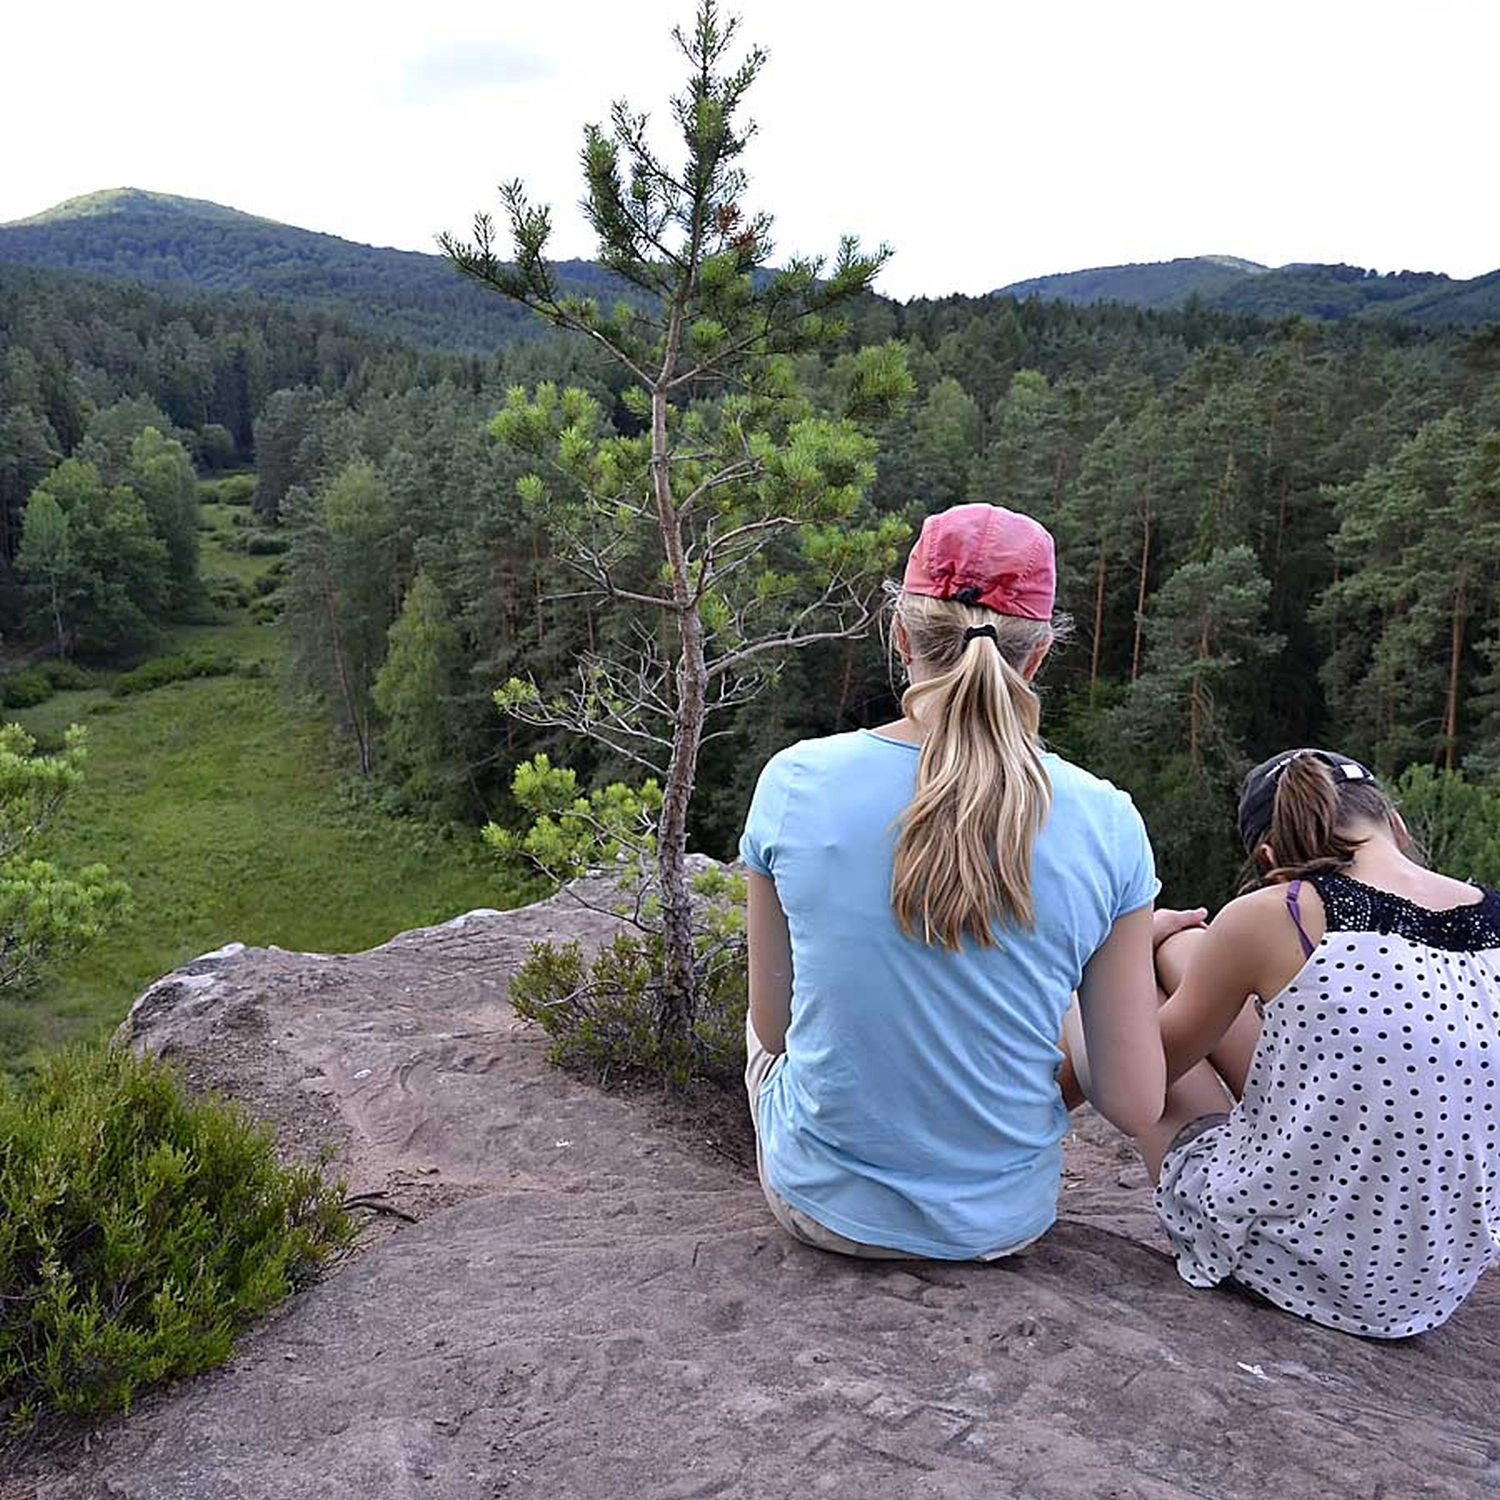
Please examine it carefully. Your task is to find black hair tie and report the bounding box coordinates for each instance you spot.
[962,624,998,647]
[954,585,982,605]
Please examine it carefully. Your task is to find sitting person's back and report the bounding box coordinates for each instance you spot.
[742,504,1166,1260]
[1139,749,1500,1336]
[744,730,1155,1255]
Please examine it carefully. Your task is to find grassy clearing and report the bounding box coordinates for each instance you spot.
[198,495,272,587]
[0,478,532,1071]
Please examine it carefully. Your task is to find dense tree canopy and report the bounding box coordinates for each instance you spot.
[4,187,1500,904]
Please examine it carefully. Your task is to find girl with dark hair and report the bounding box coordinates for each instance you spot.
[740,504,1179,1261]
[1096,749,1500,1337]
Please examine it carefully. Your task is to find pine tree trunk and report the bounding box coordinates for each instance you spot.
[1444,581,1466,773]
[1189,606,1210,768]
[532,536,545,647]
[834,642,856,727]
[317,544,371,776]
[651,349,703,1048]
[1130,499,1151,682]
[50,574,65,658]
[658,608,707,1045]
[1090,546,1106,699]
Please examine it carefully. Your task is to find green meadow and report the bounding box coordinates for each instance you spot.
[1,481,530,1070]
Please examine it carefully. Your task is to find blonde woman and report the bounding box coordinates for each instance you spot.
[740,503,1174,1260]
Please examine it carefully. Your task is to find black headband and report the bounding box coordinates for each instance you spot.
[1236,748,1379,853]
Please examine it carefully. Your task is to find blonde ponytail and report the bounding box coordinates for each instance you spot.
[890,591,1056,949]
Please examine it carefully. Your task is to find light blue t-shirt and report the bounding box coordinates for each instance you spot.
[739,729,1158,1259]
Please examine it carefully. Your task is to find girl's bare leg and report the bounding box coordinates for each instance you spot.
[1057,1018,1087,1111]
[1136,1063,1233,1183]
[1127,924,1263,1181]
[1154,927,1262,1098]
[1061,923,1262,1183]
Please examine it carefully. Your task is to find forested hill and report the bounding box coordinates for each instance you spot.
[6,205,1500,906]
[9,191,1500,347]
[0,189,626,354]
[996,256,1500,326]
[998,256,1271,310]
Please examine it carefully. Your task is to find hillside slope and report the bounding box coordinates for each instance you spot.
[997,255,1267,310]
[0,188,627,353]
[997,253,1500,325]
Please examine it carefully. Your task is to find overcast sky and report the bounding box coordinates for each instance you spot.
[5,0,1496,300]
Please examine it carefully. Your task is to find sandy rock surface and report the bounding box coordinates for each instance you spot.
[13,879,1500,1500]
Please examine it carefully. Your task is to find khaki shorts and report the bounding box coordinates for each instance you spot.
[744,1017,1040,1261]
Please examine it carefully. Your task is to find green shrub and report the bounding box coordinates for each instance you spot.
[41,660,92,692]
[250,597,284,624]
[0,662,90,710]
[113,652,239,697]
[205,474,256,507]
[0,670,53,710]
[203,573,254,610]
[0,1044,351,1431]
[223,526,289,555]
[1395,767,1500,884]
[194,426,239,473]
[492,758,748,1088]
[510,876,748,1089]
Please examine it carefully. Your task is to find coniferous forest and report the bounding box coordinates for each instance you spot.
[4,195,1500,932]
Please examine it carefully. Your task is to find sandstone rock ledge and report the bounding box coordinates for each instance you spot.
[17,880,1500,1500]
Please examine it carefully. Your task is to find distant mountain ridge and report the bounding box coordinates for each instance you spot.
[993,254,1500,326]
[997,256,1271,311]
[11,188,279,229]
[0,188,628,354]
[3,190,1497,339]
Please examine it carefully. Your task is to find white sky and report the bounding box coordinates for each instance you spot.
[4,0,1496,300]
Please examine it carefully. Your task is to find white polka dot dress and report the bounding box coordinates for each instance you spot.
[1155,871,1500,1338]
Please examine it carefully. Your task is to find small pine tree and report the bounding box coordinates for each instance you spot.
[443,1,912,1046]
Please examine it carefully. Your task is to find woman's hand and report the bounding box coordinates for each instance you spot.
[1152,906,1207,950]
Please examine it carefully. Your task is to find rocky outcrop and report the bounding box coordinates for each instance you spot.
[16,881,1500,1500]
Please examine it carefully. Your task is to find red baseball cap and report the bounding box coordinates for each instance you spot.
[902,503,1056,621]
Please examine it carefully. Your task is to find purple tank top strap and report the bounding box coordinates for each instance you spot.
[1285,878,1317,959]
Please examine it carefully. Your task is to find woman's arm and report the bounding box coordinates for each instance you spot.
[746,870,793,1055]
[1076,904,1166,1137]
[1155,898,1266,1084]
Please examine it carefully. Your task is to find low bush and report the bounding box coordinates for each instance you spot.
[0,661,94,709]
[0,672,53,710]
[222,527,290,555]
[509,866,748,1089]
[203,573,254,611]
[42,661,92,692]
[204,474,256,506]
[0,1044,351,1431]
[491,758,748,1088]
[1395,767,1500,884]
[113,652,239,697]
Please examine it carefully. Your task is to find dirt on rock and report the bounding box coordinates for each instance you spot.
[9,879,1500,1500]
